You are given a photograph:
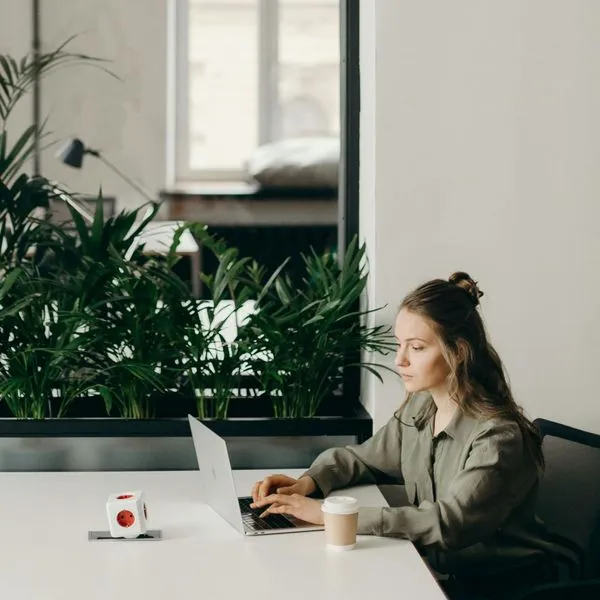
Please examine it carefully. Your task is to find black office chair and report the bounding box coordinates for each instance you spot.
[511,578,600,600]
[533,418,600,580]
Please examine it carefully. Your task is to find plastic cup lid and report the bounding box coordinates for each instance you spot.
[321,496,359,515]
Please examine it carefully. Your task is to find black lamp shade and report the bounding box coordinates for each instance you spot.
[57,138,86,168]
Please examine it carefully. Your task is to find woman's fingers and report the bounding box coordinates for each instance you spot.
[251,478,278,503]
[259,495,300,518]
[251,480,262,503]
[254,493,292,508]
[258,477,274,500]
[258,476,290,499]
[251,475,299,504]
[259,502,281,518]
[255,493,289,513]
[263,503,300,519]
[257,494,323,525]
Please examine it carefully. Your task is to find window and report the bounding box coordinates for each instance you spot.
[172,0,340,182]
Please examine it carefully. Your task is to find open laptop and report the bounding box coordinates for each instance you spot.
[188,415,324,536]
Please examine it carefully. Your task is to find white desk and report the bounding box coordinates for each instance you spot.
[0,470,446,600]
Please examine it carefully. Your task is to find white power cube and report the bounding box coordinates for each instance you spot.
[106,490,148,539]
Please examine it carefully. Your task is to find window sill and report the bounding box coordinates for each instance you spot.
[160,182,338,201]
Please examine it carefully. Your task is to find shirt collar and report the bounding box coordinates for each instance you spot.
[443,406,479,445]
[418,393,480,445]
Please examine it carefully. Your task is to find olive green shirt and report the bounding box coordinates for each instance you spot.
[304,393,578,577]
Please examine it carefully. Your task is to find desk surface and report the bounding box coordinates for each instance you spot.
[0,470,445,600]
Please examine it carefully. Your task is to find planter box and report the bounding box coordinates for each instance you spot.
[0,403,372,442]
[0,395,372,442]
[0,396,372,472]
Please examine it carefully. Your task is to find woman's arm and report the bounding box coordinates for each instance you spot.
[302,415,404,496]
[356,422,537,550]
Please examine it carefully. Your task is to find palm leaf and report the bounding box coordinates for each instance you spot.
[0,37,115,123]
[254,257,290,306]
[90,189,105,243]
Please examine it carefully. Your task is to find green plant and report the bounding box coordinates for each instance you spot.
[49,208,191,419]
[248,236,397,418]
[0,190,191,419]
[82,261,181,419]
[0,263,98,418]
[1,37,111,182]
[0,216,394,420]
[0,175,51,268]
[1,40,113,271]
[0,41,393,423]
[178,226,283,419]
[0,40,189,420]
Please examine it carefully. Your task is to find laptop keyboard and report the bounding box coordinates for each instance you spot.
[238,497,297,531]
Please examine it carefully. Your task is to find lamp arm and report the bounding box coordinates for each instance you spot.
[93,152,156,203]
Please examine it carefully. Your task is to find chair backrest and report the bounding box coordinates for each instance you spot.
[513,578,600,600]
[534,418,600,579]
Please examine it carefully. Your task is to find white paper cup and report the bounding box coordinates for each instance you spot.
[321,496,359,550]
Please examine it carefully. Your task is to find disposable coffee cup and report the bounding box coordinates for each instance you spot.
[321,496,359,551]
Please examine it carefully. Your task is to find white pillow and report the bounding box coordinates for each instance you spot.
[246,137,339,189]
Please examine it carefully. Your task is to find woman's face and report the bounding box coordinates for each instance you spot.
[394,308,450,394]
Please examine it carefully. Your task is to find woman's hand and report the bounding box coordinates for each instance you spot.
[250,474,316,504]
[251,493,324,525]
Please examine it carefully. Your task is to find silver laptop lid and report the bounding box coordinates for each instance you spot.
[188,415,245,535]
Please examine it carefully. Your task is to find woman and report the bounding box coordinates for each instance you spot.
[251,272,578,599]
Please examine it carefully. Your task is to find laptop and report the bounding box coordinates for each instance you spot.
[188,415,324,536]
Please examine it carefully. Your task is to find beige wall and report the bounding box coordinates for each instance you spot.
[1,0,33,171]
[2,0,168,211]
[361,1,600,434]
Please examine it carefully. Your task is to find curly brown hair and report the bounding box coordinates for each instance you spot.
[398,271,544,472]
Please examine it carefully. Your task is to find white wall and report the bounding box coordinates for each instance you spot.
[361,0,600,434]
[2,0,168,211]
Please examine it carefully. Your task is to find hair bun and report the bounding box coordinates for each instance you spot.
[449,271,484,306]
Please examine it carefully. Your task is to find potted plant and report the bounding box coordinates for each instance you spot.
[246,236,396,418]
[0,42,395,462]
[0,262,94,419]
[174,227,288,420]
